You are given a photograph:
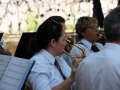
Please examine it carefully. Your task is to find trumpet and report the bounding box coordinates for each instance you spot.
[63,50,78,60]
[66,40,86,59]
[64,34,103,59]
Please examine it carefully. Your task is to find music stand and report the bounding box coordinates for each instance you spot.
[14,32,36,59]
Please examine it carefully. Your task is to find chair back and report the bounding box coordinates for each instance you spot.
[23,81,32,90]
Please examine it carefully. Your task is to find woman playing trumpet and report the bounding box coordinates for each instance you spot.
[45,16,71,66]
[69,16,104,66]
[27,19,82,90]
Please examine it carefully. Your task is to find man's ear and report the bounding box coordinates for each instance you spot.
[81,32,85,37]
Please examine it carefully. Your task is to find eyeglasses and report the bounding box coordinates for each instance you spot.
[85,25,99,30]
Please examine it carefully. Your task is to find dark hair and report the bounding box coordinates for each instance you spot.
[104,6,120,42]
[28,20,62,54]
[46,16,65,23]
[75,16,98,40]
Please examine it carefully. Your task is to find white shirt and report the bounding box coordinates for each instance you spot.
[28,49,71,90]
[75,43,120,90]
[69,39,104,65]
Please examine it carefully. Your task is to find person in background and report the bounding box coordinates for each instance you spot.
[75,6,120,90]
[69,16,104,66]
[0,36,11,55]
[45,16,71,66]
[27,19,82,90]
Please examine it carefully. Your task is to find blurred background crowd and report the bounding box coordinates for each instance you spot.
[0,0,119,55]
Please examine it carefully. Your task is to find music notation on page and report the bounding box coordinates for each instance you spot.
[0,55,35,90]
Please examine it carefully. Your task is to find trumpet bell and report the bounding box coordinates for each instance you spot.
[66,40,86,58]
[63,50,78,60]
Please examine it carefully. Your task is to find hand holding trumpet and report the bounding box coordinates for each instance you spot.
[70,54,82,79]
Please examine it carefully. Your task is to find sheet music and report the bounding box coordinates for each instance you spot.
[0,56,31,90]
[0,55,11,80]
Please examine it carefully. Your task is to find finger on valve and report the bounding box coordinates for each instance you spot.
[72,54,82,64]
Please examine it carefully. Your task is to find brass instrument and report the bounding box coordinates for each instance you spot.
[66,40,86,58]
[63,50,78,60]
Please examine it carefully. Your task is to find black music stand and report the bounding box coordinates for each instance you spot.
[14,32,36,59]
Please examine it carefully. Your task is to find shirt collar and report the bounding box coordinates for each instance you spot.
[38,49,55,65]
[104,43,120,52]
[78,39,93,50]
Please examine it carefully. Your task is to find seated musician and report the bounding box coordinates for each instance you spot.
[27,20,82,90]
[75,6,120,90]
[0,37,11,55]
[69,16,104,66]
[45,15,71,66]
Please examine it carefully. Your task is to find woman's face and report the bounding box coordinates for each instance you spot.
[61,23,66,30]
[82,23,99,44]
[54,27,67,56]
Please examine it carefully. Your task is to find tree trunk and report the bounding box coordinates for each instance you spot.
[93,0,104,28]
[118,0,120,6]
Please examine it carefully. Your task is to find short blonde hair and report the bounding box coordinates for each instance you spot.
[75,16,98,40]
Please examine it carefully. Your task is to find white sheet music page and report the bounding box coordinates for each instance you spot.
[0,55,11,81]
[0,56,30,90]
